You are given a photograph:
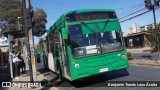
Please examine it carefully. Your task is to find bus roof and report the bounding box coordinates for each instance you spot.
[47,9,115,34]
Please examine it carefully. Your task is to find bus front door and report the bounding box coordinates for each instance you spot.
[59,32,71,79]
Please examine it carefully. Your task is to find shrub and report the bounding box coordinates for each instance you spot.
[127,52,133,60]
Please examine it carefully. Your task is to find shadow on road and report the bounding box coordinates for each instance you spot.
[54,69,129,88]
[37,67,49,74]
[37,63,129,88]
[38,68,63,90]
[141,55,152,60]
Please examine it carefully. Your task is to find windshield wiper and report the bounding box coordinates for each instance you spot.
[101,20,109,32]
[101,19,119,32]
[81,22,101,51]
[80,22,95,33]
[81,20,110,33]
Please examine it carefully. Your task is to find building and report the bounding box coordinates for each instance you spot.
[128,23,141,34]
[124,23,151,48]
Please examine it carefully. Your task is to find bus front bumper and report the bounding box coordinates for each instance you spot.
[70,60,129,81]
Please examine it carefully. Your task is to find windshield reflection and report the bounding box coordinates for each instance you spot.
[68,24,123,57]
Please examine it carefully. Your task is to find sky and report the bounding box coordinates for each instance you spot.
[31,0,160,43]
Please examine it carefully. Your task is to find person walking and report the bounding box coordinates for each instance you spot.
[13,52,21,79]
[18,51,26,73]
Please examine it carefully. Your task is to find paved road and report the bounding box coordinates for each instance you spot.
[1,64,160,90]
[127,48,158,60]
[131,53,158,60]
[47,65,160,90]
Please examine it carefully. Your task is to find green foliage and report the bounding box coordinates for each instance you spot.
[0,0,22,35]
[0,0,22,21]
[0,0,47,37]
[33,9,47,37]
[127,52,133,60]
[147,23,160,52]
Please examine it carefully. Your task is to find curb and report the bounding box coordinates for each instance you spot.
[129,60,160,67]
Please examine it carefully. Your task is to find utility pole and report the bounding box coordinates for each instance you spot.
[152,2,160,61]
[22,0,37,82]
[145,0,160,61]
[8,34,13,79]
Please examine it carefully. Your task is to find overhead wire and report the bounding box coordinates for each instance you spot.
[116,3,144,11]
[120,7,160,23]
[119,7,147,20]
[120,10,150,23]
[117,3,145,18]
[32,1,158,24]
[32,1,146,22]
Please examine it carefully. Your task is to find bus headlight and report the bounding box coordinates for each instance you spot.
[122,55,126,59]
[75,64,79,68]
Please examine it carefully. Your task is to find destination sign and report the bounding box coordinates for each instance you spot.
[66,11,117,22]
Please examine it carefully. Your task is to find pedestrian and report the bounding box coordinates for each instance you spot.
[13,52,21,79]
[17,51,26,73]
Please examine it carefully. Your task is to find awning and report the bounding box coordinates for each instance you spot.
[3,30,26,38]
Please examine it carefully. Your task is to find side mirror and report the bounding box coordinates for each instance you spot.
[62,28,68,39]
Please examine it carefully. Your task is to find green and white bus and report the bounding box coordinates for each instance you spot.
[39,9,129,81]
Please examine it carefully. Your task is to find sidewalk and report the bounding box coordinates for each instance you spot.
[127,47,151,53]
[127,47,160,67]
[8,63,58,90]
[129,59,160,67]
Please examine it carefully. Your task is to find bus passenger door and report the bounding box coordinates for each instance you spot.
[58,32,71,78]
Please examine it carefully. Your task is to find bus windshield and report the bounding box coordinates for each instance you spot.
[68,24,124,57]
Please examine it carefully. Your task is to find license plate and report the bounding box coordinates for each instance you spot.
[99,67,108,72]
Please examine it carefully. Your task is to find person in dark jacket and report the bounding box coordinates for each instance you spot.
[18,51,26,73]
[13,52,21,79]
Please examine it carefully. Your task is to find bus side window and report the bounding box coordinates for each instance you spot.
[46,36,50,53]
[43,39,47,53]
[48,32,54,52]
[54,32,60,50]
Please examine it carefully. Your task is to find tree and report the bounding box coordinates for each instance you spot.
[147,23,160,52]
[0,0,22,34]
[0,0,47,37]
[33,8,47,37]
